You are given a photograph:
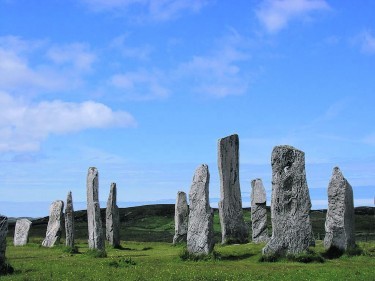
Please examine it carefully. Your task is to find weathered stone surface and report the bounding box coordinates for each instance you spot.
[173,191,188,244]
[42,200,64,247]
[324,167,355,250]
[13,218,32,246]
[251,179,268,243]
[65,191,75,248]
[87,167,105,251]
[262,145,314,256]
[0,215,8,265]
[187,164,215,255]
[106,182,120,247]
[218,134,248,244]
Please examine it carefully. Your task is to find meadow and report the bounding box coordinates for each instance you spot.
[3,205,375,280]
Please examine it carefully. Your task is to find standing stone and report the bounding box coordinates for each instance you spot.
[13,219,32,246]
[251,179,268,243]
[172,191,189,244]
[218,134,248,244]
[324,167,355,250]
[106,183,120,247]
[0,215,8,267]
[65,191,75,248]
[42,200,64,247]
[87,167,105,251]
[262,145,314,256]
[187,164,215,255]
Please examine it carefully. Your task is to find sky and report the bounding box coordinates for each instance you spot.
[0,0,374,218]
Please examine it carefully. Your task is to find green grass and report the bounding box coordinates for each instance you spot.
[3,205,374,280]
[2,239,374,280]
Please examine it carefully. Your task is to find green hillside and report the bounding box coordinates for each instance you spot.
[6,204,375,243]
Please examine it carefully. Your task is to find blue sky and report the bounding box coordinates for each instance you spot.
[0,0,374,217]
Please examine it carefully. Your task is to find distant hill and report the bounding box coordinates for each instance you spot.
[6,204,375,243]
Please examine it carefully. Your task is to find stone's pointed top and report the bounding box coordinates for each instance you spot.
[218,133,239,142]
[251,178,266,204]
[193,164,209,183]
[272,145,304,155]
[88,167,98,174]
[110,183,117,196]
[332,166,344,177]
[177,191,187,199]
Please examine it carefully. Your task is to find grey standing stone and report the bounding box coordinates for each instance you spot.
[251,179,268,243]
[218,134,248,244]
[42,200,64,247]
[262,145,314,256]
[87,167,105,251]
[0,215,8,266]
[106,182,120,247]
[13,218,32,246]
[65,191,75,248]
[324,167,355,250]
[173,191,188,244]
[187,164,215,255]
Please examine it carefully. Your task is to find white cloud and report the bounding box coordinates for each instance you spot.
[110,69,169,100]
[256,0,330,33]
[0,36,96,94]
[46,43,96,71]
[178,30,252,97]
[357,30,375,55]
[82,0,210,21]
[0,91,136,152]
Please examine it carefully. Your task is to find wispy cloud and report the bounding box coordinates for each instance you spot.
[356,30,375,55]
[82,0,211,22]
[0,36,96,94]
[46,43,96,71]
[256,0,330,33]
[109,34,152,60]
[0,91,136,152]
[178,30,252,98]
[110,69,169,100]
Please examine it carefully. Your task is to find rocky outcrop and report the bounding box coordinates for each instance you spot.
[251,179,268,243]
[187,164,215,255]
[173,191,188,244]
[262,145,314,256]
[87,167,105,251]
[106,183,120,247]
[13,218,32,246]
[65,191,75,248]
[42,200,64,247]
[218,134,248,244]
[324,167,355,250]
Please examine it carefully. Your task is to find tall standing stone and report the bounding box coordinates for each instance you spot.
[324,167,355,250]
[0,215,8,267]
[187,164,215,255]
[42,200,64,247]
[13,219,32,246]
[87,167,105,251]
[251,178,268,243]
[106,182,120,247]
[262,145,314,256]
[172,191,188,244]
[65,191,75,248]
[218,134,248,244]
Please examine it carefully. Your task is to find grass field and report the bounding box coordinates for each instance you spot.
[3,240,375,281]
[3,204,375,280]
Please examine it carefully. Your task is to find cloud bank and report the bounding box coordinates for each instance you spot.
[0,92,136,152]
